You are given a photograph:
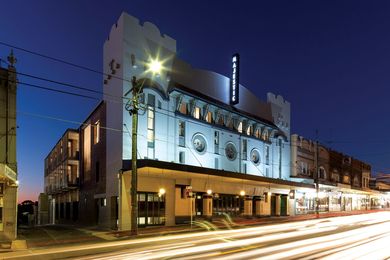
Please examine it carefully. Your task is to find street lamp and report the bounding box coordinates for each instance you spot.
[126,58,162,236]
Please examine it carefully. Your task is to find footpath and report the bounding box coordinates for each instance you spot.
[1,208,387,252]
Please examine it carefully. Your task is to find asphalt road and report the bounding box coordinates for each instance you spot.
[3,212,390,259]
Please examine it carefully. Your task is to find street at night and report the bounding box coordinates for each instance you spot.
[3,1,390,258]
[2,212,389,259]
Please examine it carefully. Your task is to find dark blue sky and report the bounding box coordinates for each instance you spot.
[1,0,390,201]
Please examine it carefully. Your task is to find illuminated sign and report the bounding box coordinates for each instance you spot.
[230,53,240,105]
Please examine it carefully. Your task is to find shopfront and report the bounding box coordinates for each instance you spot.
[137,192,165,227]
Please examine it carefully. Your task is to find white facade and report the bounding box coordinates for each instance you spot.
[102,13,292,228]
[103,12,290,178]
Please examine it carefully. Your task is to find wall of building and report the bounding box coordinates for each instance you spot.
[79,102,108,227]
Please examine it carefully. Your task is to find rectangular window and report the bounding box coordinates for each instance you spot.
[194,106,201,119]
[147,93,156,107]
[158,100,162,109]
[178,121,185,147]
[301,161,309,175]
[242,139,247,160]
[147,107,155,148]
[67,165,72,183]
[265,146,270,165]
[0,183,4,195]
[214,131,219,154]
[179,151,185,164]
[205,111,212,123]
[83,124,91,181]
[68,140,72,157]
[93,121,100,144]
[243,163,247,174]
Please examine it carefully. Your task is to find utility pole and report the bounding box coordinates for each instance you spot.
[315,130,319,218]
[129,76,141,236]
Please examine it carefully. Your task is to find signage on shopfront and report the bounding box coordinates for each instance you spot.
[230,53,240,105]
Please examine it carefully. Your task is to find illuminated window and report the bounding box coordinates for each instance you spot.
[255,128,261,138]
[262,130,269,141]
[194,106,201,119]
[205,111,212,123]
[93,121,100,144]
[67,165,71,182]
[83,124,91,181]
[68,140,72,157]
[179,102,187,114]
[343,174,350,184]
[147,107,155,148]
[237,121,243,133]
[246,125,253,136]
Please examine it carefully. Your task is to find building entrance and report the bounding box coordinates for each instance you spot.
[137,192,165,227]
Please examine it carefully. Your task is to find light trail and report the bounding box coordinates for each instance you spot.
[3,211,390,260]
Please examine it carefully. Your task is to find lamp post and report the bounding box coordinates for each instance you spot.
[125,58,162,235]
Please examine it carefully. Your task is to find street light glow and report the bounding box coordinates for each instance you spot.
[148,59,162,74]
[159,188,166,196]
[240,190,246,196]
[207,189,212,195]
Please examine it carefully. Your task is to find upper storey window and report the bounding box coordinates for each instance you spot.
[205,111,213,123]
[193,106,201,119]
[262,129,269,141]
[93,121,100,145]
[254,128,261,139]
[179,102,187,114]
[237,121,243,133]
[246,125,253,136]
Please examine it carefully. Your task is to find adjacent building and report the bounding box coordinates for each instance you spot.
[291,134,373,215]
[44,129,79,224]
[0,51,18,239]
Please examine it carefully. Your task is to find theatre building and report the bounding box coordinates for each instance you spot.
[44,13,322,229]
[101,13,314,230]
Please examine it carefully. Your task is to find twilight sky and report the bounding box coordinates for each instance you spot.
[1,0,390,202]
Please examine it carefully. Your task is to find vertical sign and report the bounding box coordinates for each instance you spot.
[230,53,240,105]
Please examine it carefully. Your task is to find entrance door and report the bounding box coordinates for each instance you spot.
[271,195,276,216]
[195,193,203,216]
[280,195,288,216]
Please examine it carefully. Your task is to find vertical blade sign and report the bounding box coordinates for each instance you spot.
[230,53,240,105]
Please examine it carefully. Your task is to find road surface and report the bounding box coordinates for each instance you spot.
[4,211,390,259]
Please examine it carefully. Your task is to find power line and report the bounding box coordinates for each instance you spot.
[0,40,132,84]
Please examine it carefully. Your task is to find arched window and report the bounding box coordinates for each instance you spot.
[262,129,269,141]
